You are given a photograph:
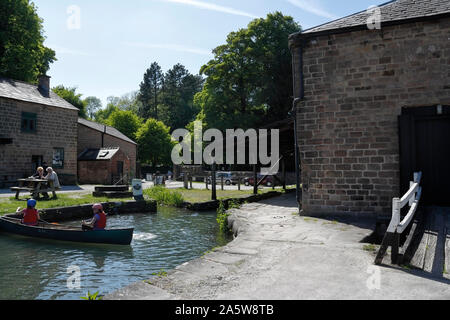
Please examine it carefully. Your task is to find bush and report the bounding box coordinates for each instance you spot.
[143,186,184,207]
[216,201,231,233]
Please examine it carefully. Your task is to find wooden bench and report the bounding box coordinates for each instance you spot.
[10,179,57,200]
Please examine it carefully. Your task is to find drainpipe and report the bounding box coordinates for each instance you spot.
[101,125,106,148]
[289,40,304,213]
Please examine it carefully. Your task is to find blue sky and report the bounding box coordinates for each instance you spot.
[33,0,380,106]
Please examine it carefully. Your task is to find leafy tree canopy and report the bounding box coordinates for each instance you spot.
[84,96,102,119]
[195,12,301,131]
[0,0,56,82]
[93,103,119,124]
[159,63,203,131]
[136,118,174,167]
[105,109,143,141]
[52,85,87,118]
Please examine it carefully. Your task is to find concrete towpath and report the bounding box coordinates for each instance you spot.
[105,193,450,300]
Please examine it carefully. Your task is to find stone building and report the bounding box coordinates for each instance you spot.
[77,147,132,185]
[77,118,137,183]
[0,76,79,187]
[289,0,450,216]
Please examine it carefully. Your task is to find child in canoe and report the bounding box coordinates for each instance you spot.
[16,199,40,226]
[82,203,107,231]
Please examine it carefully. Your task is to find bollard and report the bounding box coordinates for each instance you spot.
[253,165,258,195]
[211,164,217,200]
[238,177,241,191]
[183,174,188,189]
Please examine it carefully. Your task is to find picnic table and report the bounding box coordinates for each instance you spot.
[10,178,57,200]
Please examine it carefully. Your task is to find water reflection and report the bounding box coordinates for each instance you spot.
[0,206,231,300]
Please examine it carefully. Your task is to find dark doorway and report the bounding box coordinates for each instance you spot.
[399,106,450,206]
[117,161,124,177]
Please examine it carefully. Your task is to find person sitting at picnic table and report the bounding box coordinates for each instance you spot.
[29,166,45,179]
[42,167,60,199]
[82,203,107,231]
[16,199,40,226]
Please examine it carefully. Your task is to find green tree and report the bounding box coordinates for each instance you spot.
[136,119,174,167]
[159,63,203,131]
[0,0,56,82]
[105,110,142,141]
[52,85,87,118]
[138,62,163,119]
[93,103,119,124]
[106,92,142,113]
[84,96,102,119]
[195,12,301,131]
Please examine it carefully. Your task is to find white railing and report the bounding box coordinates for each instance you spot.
[375,172,422,265]
[386,172,422,234]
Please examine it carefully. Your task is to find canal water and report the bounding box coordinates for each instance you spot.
[0,206,231,300]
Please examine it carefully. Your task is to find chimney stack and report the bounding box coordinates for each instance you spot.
[38,74,51,98]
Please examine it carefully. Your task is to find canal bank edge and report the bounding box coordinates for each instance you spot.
[182,188,296,211]
[6,200,157,222]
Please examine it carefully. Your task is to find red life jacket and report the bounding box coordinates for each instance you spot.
[94,211,107,230]
[22,208,39,226]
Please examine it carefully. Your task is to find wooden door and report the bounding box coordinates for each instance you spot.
[399,106,450,206]
[415,116,450,205]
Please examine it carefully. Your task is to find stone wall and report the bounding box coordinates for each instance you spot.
[0,98,78,186]
[290,17,450,216]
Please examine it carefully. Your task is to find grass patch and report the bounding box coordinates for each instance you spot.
[0,193,132,216]
[151,269,168,277]
[173,186,290,204]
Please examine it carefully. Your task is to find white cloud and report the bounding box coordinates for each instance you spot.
[122,42,212,56]
[160,0,259,18]
[287,0,338,20]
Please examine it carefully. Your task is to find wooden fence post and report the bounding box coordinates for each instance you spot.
[391,232,400,264]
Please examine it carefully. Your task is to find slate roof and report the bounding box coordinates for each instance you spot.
[290,0,450,39]
[78,117,137,145]
[78,147,120,161]
[0,77,79,111]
